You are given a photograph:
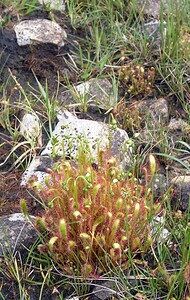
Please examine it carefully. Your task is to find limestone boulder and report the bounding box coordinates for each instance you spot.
[21,110,132,186]
[41,112,131,165]
[14,19,67,47]
[38,0,65,11]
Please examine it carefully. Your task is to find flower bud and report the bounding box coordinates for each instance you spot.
[73,211,82,220]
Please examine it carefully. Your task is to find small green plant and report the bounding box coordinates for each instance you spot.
[21,148,164,278]
[113,99,142,132]
[117,60,156,97]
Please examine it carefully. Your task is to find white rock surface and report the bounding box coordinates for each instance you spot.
[57,108,78,121]
[38,0,65,11]
[8,213,30,222]
[20,112,41,142]
[41,117,131,162]
[151,216,171,245]
[22,111,132,185]
[14,19,67,47]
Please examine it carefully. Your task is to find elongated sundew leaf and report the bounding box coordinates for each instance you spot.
[115,197,123,210]
[59,219,67,241]
[92,184,101,200]
[49,236,58,252]
[92,216,104,236]
[68,240,76,251]
[109,219,120,245]
[80,233,91,240]
[133,203,140,219]
[82,264,92,277]
[36,217,46,230]
[131,237,140,250]
[73,180,78,208]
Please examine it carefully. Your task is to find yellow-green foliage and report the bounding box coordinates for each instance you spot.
[118,63,155,96]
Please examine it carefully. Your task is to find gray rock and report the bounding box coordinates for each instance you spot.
[171,176,190,210]
[14,19,67,47]
[38,0,65,11]
[137,0,177,18]
[167,118,190,144]
[168,118,190,132]
[137,97,169,124]
[152,173,168,198]
[142,20,167,48]
[60,78,116,111]
[91,280,119,300]
[0,213,37,256]
[57,108,77,121]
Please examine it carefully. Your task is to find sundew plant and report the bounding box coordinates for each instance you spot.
[21,148,166,278]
